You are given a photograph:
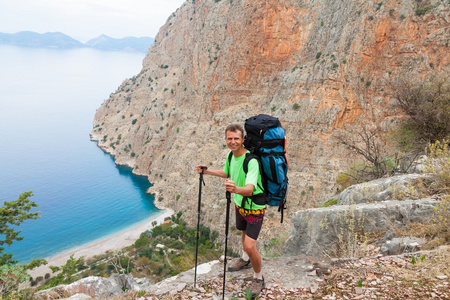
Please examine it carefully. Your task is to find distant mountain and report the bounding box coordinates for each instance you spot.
[85,35,154,53]
[0,31,154,53]
[0,31,84,49]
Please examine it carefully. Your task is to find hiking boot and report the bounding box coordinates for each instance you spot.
[228,258,251,271]
[249,276,265,298]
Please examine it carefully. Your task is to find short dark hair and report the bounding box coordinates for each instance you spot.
[225,124,244,138]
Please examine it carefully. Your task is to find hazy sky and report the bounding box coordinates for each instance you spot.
[0,0,186,42]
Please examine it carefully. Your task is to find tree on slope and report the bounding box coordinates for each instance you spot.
[0,191,47,296]
[0,191,41,266]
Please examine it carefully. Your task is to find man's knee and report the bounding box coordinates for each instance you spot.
[243,236,257,254]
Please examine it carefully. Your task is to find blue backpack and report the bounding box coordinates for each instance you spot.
[230,114,289,222]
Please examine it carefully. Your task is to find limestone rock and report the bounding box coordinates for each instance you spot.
[35,274,151,299]
[380,237,425,256]
[283,199,439,257]
[333,174,432,205]
[61,294,92,300]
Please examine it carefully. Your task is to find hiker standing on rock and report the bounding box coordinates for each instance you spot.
[195,124,266,298]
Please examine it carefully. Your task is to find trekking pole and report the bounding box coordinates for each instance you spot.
[222,191,231,299]
[194,166,207,288]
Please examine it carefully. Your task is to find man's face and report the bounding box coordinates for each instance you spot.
[225,130,244,151]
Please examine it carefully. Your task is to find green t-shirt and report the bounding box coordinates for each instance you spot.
[223,151,266,210]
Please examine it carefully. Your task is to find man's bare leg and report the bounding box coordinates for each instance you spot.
[243,233,261,273]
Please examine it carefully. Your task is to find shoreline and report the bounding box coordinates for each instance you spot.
[28,208,174,279]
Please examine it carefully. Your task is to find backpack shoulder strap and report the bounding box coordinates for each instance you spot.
[226,151,233,178]
[243,153,265,192]
[242,153,258,174]
[228,152,255,174]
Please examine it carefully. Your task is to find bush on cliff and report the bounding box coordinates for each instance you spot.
[336,69,450,192]
[394,69,450,151]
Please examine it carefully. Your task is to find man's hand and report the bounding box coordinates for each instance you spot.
[195,165,207,174]
[196,166,228,178]
[225,179,255,196]
[224,179,236,193]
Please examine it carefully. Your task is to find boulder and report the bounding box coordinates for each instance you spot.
[334,174,431,205]
[283,199,438,258]
[380,237,425,256]
[35,274,151,299]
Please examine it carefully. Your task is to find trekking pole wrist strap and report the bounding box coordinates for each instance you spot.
[200,166,207,186]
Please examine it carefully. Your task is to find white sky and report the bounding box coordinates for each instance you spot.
[0,0,186,42]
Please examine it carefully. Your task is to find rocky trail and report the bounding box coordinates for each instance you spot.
[35,240,450,300]
[139,246,450,299]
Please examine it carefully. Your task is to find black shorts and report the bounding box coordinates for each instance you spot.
[235,204,265,240]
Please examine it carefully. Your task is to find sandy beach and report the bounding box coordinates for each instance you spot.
[28,208,174,279]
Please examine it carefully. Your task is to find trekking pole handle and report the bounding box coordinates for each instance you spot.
[199,166,207,186]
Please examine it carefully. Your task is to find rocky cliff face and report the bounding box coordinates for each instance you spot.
[90,0,449,251]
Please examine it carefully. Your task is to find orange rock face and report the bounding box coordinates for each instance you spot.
[91,0,449,241]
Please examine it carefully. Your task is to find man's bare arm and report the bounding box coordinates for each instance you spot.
[195,165,228,178]
[224,180,254,196]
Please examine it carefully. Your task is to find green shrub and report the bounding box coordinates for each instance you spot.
[134,235,150,249]
[140,248,153,259]
[432,195,450,244]
[338,122,413,182]
[394,70,450,149]
[388,123,417,152]
[318,198,338,208]
[119,257,134,272]
[262,235,288,257]
[415,6,429,16]
[0,265,29,296]
[335,162,369,192]
[424,140,450,193]
[152,225,163,236]
[170,240,185,250]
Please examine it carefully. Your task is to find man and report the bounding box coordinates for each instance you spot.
[195,124,266,297]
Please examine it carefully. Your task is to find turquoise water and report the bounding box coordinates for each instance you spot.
[0,45,160,264]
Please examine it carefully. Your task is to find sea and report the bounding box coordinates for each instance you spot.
[0,45,160,264]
